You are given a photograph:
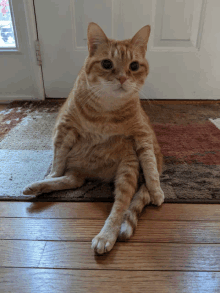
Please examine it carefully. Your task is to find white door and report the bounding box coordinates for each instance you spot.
[34,0,220,100]
[0,0,44,102]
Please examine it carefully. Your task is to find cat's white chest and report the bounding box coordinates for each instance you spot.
[83,130,112,145]
[82,118,124,139]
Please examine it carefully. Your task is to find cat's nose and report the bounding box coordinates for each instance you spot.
[118,76,127,84]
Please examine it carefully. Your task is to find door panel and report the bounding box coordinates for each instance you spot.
[153,0,205,50]
[34,0,220,100]
[0,0,44,102]
[161,0,193,40]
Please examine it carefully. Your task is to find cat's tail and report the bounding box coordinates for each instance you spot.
[118,183,151,240]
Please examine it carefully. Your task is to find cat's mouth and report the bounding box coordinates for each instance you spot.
[115,85,126,92]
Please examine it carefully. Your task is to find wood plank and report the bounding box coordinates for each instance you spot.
[0,268,219,293]
[1,218,220,243]
[0,202,112,219]
[0,218,102,241]
[1,202,220,221]
[0,240,45,267]
[1,240,220,271]
[37,242,220,271]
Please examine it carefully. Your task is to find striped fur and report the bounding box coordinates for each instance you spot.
[23,22,164,254]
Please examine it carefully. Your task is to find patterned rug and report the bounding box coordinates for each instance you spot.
[0,99,220,203]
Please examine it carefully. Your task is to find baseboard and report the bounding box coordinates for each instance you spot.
[0,95,45,103]
[140,99,220,105]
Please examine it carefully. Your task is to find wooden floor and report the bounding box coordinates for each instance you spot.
[0,202,220,292]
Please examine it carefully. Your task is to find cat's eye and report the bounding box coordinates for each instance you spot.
[130,61,139,71]
[101,59,113,70]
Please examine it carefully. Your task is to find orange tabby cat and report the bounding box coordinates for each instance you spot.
[23,22,164,254]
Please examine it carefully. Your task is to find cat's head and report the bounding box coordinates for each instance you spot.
[85,22,151,98]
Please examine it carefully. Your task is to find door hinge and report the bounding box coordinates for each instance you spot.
[35,40,42,66]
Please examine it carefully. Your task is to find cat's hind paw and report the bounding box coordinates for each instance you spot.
[118,220,134,241]
[23,182,42,196]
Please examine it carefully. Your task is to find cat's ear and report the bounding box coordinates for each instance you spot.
[131,25,151,55]
[87,22,108,56]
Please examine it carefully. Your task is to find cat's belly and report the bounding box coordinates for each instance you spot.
[66,135,136,181]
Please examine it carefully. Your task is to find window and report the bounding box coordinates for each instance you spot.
[0,0,16,48]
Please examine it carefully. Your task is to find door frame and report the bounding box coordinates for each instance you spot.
[22,0,45,100]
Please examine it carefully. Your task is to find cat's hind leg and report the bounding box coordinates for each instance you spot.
[23,171,85,195]
[118,147,164,241]
[118,184,150,240]
[91,152,139,254]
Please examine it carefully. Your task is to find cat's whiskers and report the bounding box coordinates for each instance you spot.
[79,88,104,110]
[128,84,156,111]
[78,81,115,109]
[80,80,155,111]
[74,86,99,109]
[79,91,98,109]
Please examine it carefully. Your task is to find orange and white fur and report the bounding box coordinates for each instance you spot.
[23,23,164,254]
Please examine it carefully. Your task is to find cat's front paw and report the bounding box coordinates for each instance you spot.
[91,232,117,254]
[23,182,42,195]
[150,188,164,206]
